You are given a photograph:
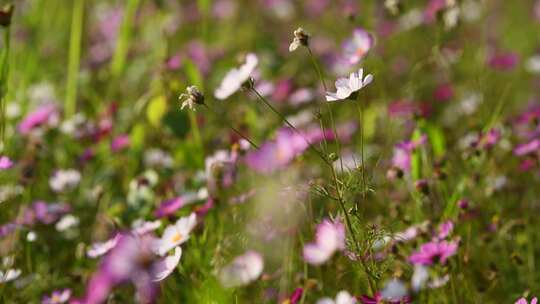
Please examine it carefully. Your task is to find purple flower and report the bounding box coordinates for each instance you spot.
[111,134,130,152]
[303,219,345,265]
[42,288,71,304]
[18,104,58,135]
[409,240,458,265]
[0,156,13,170]
[342,28,374,65]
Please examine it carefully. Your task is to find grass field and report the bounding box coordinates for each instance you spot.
[1,1,540,303]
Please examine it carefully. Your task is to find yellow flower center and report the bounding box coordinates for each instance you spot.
[171,232,183,243]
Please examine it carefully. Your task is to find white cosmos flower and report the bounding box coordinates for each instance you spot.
[214,53,258,100]
[0,269,21,283]
[49,169,81,193]
[325,68,373,102]
[154,213,197,256]
[150,246,182,282]
[55,214,80,231]
[316,291,357,304]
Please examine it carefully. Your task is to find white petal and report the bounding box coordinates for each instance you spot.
[151,247,182,282]
[362,74,373,86]
[326,92,340,102]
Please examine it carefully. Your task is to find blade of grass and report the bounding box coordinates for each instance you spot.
[65,0,84,118]
[110,0,140,78]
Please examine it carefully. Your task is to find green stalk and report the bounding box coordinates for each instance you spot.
[110,0,140,78]
[0,26,11,143]
[65,0,84,118]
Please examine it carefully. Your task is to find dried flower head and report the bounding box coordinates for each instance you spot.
[289,27,310,52]
[179,86,205,111]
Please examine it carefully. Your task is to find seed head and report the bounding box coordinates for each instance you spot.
[179,86,205,111]
[289,27,310,52]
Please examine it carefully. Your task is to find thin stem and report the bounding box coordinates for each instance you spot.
[250,87,329,166]
[306,46,327,92]
[202,103,259,149]
[65,0,84,118]
[306,46,344,172]
[357,103,367,201]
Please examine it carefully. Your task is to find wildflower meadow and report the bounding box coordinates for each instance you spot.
[1,0,540,303]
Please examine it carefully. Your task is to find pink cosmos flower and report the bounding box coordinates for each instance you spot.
[42,288,71,304]
[219,251,264,288]
[78,233,161,304]
[514,139,540,156]
[391,135,427,173]
[433,83,454,102]
[424,0,447,24]
[488,52,519,71]
[0,156,13,170]
[111,134,130,152]
[342,28,374,65]
[516,297,538,304]
[409,240,458,265]
[18,104,58,135]
[303,219,345,265]
[154,197,185,218]
[435,221,453,240]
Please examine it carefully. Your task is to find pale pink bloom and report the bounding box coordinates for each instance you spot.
[42,289,71,304]
[436,221,453,240]
[0,156,13,170]
[49,169,81,193]
[303,219,346,265]
[150,246,182,282]
[214,53,258,100]
[219,251,264,288]
[87,234,121,258]
[326,68,373,102]
[342,28,374,65]
[131,220,161,235]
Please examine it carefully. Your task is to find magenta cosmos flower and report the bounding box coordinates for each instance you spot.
[42,288,71,304]
[409,240,458,265]
[303,219,346,265]
[516,297,538,304]
[18,103,58,135]
[342,28,374,65]
[0,156,14,170]
[111,134,130,152]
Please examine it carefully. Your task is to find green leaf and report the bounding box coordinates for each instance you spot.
[411,128,423,181]
[184,58,203,88]
[426,123,446,158]
[130,123,146,150]
[146,95,168,127]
